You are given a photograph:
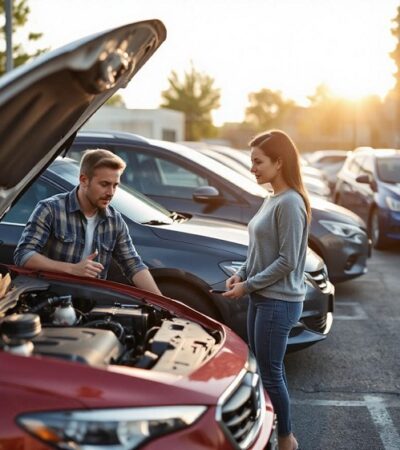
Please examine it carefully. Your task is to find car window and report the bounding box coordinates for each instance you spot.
[320,156,347,164]
[123,152,210,200]
[3,178,60,224]
[377,157,400,183]
[49,159,173,224]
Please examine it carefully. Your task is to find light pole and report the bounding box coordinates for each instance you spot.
[5,0,13,72]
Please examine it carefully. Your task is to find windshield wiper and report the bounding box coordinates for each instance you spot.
[142,220,170,225]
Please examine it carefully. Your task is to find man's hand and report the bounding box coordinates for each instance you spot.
[222,281,247,300]
[71,251,104,278]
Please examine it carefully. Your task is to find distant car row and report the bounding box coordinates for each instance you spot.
[68,131,370,283]
[303,147,400,250]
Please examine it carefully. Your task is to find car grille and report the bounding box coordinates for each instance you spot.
[217,359,265,449]
[302,313,328,333]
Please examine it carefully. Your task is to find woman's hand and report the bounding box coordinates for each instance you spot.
[222,281,247,299]
[226,274,242,290]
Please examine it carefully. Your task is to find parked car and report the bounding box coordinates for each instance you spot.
[334,147,400,249]
[1,157,334,350]
[0,20,277,450]
[69,131,370,283]
[305,149,350,191]
[182,142,331,199]
[194,145,331,200]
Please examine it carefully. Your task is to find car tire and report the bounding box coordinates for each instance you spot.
[369,207,388,250]
[156,279,221,320]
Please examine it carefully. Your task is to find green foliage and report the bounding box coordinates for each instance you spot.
[0,0,47,75]
[160,63,221,140]
[244,88,295,131]
[105,94,126,107]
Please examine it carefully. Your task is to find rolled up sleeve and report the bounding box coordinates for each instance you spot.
[113,218,148,281]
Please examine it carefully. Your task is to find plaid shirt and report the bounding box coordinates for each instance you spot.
[14,187,147,281]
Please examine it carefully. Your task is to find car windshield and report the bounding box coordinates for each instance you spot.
[200,149,252,179]
[376,157,400,183]
[150,140,267,198]
[49,159,173,224]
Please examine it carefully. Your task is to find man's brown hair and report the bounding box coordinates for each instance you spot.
[80,149,126,179]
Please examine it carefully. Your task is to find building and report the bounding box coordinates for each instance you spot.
[83,106,185,142]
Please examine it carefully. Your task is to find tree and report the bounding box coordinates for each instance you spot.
[160,63,221,140]
[390,5,400,97]
[389,5,400,144]
[105,94,126,107]
[0,0,47,75]
[244,88,295,131]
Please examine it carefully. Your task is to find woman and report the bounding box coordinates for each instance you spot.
[222,130,311,450]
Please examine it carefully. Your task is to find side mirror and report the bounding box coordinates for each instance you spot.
[355,174,370,184]
[355,174,377,192]
[192,186,222,203]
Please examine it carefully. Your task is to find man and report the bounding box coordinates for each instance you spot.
[14,149,161,295]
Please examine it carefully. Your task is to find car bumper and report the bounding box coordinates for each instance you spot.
[287,278,335,351]
[381,209,400,240]
[210,276,335,351]
[314,231,370,283]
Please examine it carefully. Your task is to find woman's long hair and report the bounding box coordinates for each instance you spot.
[249,130,312,224]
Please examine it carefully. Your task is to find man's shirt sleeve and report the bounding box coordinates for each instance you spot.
[14,201,53,266]
[113,216,148,282]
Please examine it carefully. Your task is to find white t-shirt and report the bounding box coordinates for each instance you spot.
[82,213,99,260]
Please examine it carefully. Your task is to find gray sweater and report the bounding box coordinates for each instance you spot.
[236,189,308,302]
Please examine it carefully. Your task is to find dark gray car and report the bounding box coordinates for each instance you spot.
[69,131,371,283]
[0,158,334,350]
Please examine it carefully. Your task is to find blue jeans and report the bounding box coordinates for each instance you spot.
[247,293,303,436]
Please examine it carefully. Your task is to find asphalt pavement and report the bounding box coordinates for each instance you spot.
[285,242,400,450]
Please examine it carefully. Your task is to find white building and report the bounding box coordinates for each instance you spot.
[83,106,185,142]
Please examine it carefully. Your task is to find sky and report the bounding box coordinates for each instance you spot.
[25,0,400,125]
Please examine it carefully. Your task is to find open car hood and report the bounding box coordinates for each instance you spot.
[0,20,166,218]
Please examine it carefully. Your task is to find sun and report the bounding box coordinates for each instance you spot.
[325,67,395,101]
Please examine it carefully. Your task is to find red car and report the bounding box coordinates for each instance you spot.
[0,20,276,450]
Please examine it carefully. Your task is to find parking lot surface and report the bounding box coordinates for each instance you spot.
[286,243,400,450]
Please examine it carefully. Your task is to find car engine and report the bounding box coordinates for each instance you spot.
[0,273,220,375]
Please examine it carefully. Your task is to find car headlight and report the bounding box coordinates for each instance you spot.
[219,261,245,276]
[386,196,400,212]
[319,220,364,244]
[17,406,207,449]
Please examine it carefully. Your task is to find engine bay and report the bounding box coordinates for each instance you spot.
[0,272,221,375]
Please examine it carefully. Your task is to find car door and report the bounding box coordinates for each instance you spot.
[114,146,248,223]
[0,177,61,264]
[338,154,365,213]
[352,155,375,222]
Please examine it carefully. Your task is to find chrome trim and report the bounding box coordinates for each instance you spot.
[216,352,266,450]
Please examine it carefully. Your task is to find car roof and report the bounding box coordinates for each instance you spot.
[353,147,400,158]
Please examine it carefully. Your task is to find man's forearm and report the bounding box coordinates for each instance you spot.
[132,269,162,295]
[23,253,73,274]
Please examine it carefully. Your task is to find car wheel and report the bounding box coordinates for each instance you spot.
[157,279,221,319]
[369,207,388,250]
